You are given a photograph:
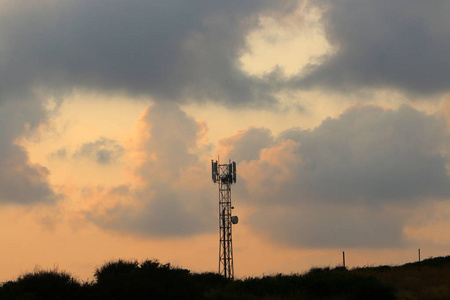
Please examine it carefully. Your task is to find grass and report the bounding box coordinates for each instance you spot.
[352,256,450,300]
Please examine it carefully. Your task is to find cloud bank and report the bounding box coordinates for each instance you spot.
[0,0,299,106]
[296,0,450,95]
[226,104,450,247]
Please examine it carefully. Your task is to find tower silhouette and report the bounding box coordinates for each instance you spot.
[212,160,238,279]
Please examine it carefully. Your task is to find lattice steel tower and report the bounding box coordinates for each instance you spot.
[212,160,238,279]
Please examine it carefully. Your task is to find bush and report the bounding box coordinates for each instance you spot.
[0,258,413,300]
[0,269,83,300]
[225,267,396,300]
[92,259,203,300]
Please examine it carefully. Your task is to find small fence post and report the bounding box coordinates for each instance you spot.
[343,251,346,268]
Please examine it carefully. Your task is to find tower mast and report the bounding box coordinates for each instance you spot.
[212,160,238,279]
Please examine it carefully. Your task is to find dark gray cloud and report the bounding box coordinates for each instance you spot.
[0,95,58,204]
[13,0,450,103]
[88,103,215,237]
[294,0,450,95]
[73,137,124,165]
[283,104,450,204]
[0,0,297,106]
[219,127,274,162]
[251,205,405,248]
[231,104,450,247]
[0,142,56,204]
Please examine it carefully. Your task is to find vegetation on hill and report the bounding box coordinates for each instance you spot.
[2,256,450,299]
[353,256,450,300]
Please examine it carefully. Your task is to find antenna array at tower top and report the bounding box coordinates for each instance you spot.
[212,161,236,184]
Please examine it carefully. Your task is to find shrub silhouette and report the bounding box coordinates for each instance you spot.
[0,269,83,300]
[92,259,202,300]
[226,267,395,300]
[192,272,230,288]
[300,266,395,300]
[11,257,450,299]
[0,263,396,300]
[192,272,233,298]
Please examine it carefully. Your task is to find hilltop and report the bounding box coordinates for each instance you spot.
[352,256,450,300]
[1,256,450,299]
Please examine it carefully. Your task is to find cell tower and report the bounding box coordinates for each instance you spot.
[211,159,238,279]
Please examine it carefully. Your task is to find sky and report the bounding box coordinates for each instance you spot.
[1,0,450,281]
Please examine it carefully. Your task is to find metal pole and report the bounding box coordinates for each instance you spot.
[343,251,346,268]
[222,208,227,277]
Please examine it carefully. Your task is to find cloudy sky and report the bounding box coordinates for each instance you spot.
[1,0,450,281]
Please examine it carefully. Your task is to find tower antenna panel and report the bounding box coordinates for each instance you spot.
[232,161,237,183]
[211,160,218,183]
